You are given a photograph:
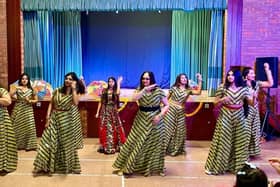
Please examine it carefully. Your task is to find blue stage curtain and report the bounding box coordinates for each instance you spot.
[24,11,83,89]
[52,12,83,88]
[207,10,224,96]
[23,12,43,80]
[81,11,171,88]
[21,0,227,11]
[171,10,211,89]
[37,11,54,86]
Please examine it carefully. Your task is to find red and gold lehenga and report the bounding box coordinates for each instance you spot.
[98,92,126,154]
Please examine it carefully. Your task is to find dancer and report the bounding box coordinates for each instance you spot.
[242,63,273,157]
[164,73,202,156]
[95,76,126,154]
[0,86,17,173]
[205,69,253,175]
[113,71,169,177]
[10,73,38,151]
[33,72,84,174]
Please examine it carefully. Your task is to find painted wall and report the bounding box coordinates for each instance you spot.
[0,0,8,88]
[241,0,280,114]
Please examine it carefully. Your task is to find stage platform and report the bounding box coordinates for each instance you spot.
[1,138,279,187]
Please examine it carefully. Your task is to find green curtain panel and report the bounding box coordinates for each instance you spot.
[171,10,211,89]
[23,12,43,80]
[207,10,224,96]
[21,0,227,11]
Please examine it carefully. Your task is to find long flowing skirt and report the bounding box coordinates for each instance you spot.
[99,105,126,154]
[33,111,81,174]
[0,107,18,172]
[247,105,261,156]
[113,110,165,176]
[164,104,186,156]
[205,108,250,174]
[71,105,84,149]
[11,102,37,150]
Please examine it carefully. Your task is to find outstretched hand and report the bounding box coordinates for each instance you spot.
[196,73,202,82]
[117,76,123,85]
[264,63,270,70]
[269,158,280,174]
[144,84,157,92]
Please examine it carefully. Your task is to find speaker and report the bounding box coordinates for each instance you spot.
[255,57,278,88]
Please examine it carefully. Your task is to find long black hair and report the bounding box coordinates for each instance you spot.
[101,77,119,107]
[224,69,243,89]
[172,73,190,89]
[139,71,156,90]
[61,72,85,94]
[18,73,33,90]
[242,67,256,90]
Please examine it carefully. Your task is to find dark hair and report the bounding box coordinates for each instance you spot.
[61,72,85,94]
[235,164,268,187]
[139,71,156,90]
[225,69,243,89]
[172,73,189,89]
[242,67,256,90]
[18,73,33,90]
[101,77,119,107]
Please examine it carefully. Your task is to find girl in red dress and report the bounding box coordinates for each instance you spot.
[95,76,126,154]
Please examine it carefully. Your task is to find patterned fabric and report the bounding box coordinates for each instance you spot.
[0,88,18,172]
[246,81,261,156]
[11,88,37,150]
[71,105,83,149]
[33,88,81,174]
[99,92,126,154]
[164,86,192,156]
[113,87,166,176]
[205,85,251,174]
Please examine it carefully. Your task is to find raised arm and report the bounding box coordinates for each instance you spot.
[116,76,123,95]
[191,73,203,95]
[259,63,274,88]
[132,84,157,101]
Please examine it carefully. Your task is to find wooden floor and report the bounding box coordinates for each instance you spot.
[1,138,279,187]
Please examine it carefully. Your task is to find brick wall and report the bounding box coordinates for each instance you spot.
[241,0,280,114]
[0,0,8,88]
